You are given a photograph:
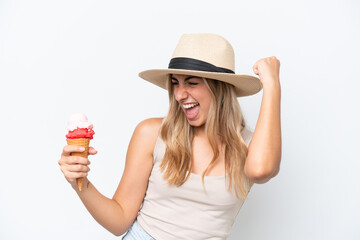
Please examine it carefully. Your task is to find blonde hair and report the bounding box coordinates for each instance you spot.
[160,75,250,199]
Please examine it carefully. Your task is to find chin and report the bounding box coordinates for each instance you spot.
[187,119,205,128]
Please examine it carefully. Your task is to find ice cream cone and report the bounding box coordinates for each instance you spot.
[66,138,90,191]
[66,113,94,191]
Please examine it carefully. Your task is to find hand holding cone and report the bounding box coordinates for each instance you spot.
[66,113,95,191]
[66,138,90,191]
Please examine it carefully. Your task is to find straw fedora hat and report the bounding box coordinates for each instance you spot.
[139,33,262,97]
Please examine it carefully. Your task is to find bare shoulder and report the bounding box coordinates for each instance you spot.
[130,118,163,157]
[136,117,163,132]
[134,118,163,145]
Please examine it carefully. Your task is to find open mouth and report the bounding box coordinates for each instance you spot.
[183,103,199,109]
[183,103,199,120]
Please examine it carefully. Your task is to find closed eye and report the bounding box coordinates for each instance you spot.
[171,78,179,85]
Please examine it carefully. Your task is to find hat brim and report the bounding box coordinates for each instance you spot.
[139,69,262,97]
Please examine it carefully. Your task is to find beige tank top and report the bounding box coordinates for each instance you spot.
[137,128,253,240]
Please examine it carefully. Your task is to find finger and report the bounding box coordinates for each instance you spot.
[252,64,259,75]
[62,145,85,156]
[62,169,88,181]
[88,147,98,155]
[62,163,90,173]
[60,155,89,165]
[66,156,90,165]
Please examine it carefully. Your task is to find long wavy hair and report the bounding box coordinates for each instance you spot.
[160,75,251,199]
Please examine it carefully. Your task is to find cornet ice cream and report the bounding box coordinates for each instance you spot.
[65,113,95,191]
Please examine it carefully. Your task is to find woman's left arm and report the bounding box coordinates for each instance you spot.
[244,56,282,184]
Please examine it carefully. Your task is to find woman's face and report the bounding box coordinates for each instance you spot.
[171,74,212,128]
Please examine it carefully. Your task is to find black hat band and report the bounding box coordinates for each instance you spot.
[168,57,234,74]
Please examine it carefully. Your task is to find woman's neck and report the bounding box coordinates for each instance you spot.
[193,124,223,145]
[193,124,206,138]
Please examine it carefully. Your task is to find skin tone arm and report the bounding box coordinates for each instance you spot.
[245,56,282,184]
[58,118,161,236]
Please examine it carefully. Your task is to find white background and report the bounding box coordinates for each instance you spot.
[0,0,359,239]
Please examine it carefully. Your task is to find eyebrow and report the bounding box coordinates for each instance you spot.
[171,76,198,81]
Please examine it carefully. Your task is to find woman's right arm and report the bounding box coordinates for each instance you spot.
[58,118,162,236]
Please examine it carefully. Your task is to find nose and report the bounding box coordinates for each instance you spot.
[174,84,188,102]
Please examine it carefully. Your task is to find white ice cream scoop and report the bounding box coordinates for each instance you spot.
[67,113,93,131]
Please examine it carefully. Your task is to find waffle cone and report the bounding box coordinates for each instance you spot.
[66,138,91,191]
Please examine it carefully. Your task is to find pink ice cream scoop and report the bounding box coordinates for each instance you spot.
[66,113,95,139]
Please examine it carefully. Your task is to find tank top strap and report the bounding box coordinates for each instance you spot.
[152,135,166,164]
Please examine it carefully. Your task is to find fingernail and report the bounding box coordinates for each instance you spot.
[80,147,85,151]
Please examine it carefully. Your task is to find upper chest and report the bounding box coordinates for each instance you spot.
[191,137,226,176]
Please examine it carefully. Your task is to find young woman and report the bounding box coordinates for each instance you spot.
[59,33,281,239]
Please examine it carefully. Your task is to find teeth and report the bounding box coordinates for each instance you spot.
[183,103,199,109]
